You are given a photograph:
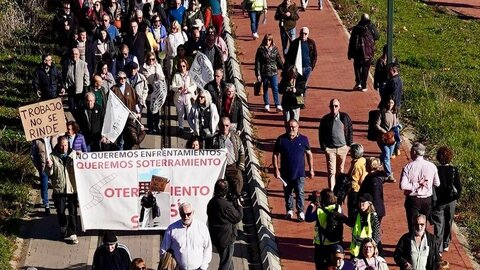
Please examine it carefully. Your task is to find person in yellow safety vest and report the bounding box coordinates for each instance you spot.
[305,189,346,270]
[346,193,382,259]
[242,0,267,39]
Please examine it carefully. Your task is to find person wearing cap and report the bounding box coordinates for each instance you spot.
[354,238,388,270]
[359,157,386,225]
[92,231,132,270]
[182,0,204,33]
[400,142,440,232]
[347,13,380,92]
[305,189,344,269]
[161,202,212,270]
[329,244,355,270]
[345,193,381,259]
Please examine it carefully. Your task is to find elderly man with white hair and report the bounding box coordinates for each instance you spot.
[400,142,440,232]
[160,202,212,270]
[284,26,317,101]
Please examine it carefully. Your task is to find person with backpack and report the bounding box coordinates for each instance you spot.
[305,189,344,270]
[347,13,379,92]
[344,193,382,259]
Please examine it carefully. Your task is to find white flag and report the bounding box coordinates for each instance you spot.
[101,92,130,142]
[295,43,303,76]
[189,52,214,88]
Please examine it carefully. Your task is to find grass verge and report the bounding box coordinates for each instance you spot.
[332,0,480,259]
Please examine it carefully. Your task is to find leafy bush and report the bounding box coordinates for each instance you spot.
[0,234,14,270]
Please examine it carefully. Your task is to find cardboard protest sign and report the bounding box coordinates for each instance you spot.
[18,98,67,141]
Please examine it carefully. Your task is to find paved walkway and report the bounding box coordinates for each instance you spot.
[230,0,475,269]
[18,105,251,270]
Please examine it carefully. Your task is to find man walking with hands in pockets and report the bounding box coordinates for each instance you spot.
[273,119,314,221]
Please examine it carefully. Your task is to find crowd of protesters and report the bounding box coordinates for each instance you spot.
[28,0,463,269]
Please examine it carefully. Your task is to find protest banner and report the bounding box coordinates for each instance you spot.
[101,92,130,142]
[74,148,227,230]
[189,52,214,88]
[18,98,67,141]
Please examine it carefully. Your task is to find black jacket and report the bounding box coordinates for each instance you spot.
[359,171,386,218]
[379,74,403,109]
[221,95,244,132]
[318,112,353,150]
[207,196,243,249]
[204,79,226,110]
[92,243,131,270]
[285,37,317,70]
[255,45,283,78]
[75,104,105,149]
[32,64,64,100]
[435,165,462,205]
[124,32,151,67]
[394,231,440,270]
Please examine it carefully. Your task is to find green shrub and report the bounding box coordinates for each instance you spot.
[0,234,13,270]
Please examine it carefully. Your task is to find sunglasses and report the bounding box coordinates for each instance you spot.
[103,19,109,22]
[330,104,339,108]
[180,212,192,217]
[198,96,205,99]
[149,58,155,61]
[119,77,127,79]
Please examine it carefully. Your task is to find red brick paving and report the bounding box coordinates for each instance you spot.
[230,0,475,269]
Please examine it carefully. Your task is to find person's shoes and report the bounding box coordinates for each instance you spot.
[45,207,51,215]
[178,127,184,136]
[70,234,79,244]
[265,104,270,112]
[185,128,194,134]
[276,105,283,112]
[353,84,361,91]
[443,246,449,252]
[300,7,305,11]
[391,154,396,159]
[395,149,401,156]
[385,175,397,183]
[298,212,305,222]
[286,210,294,219]
[361,88,368,92]
[319,5,323,10]
[253,32,259,39]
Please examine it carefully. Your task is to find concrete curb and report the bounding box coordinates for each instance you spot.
[223,16,282,270]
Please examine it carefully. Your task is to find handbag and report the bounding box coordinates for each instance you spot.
[158,249,179,270]
[254,81,262,96]
[295,95,305,106]
[379,130,395,145]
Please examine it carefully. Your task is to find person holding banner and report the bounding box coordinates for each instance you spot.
[30,138,52,215]
[161,202,212,270]
[188,90,219,145]
[75,92,105,152]
[143,51,166,134]
[171,59,197,135]
[45,136,79,244]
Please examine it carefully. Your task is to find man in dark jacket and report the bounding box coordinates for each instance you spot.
[348,13,379,92]
[92,231,132,270]
[124,20,151,67]
[379,62,403,112]
[319,98,353,190]
[274,0,300,56]
[75,92,105,152]
[285,27,317,97]
[33,54,65,100]
[394,213,440,270]
[204,68,226,111]
[207,179,243,270]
